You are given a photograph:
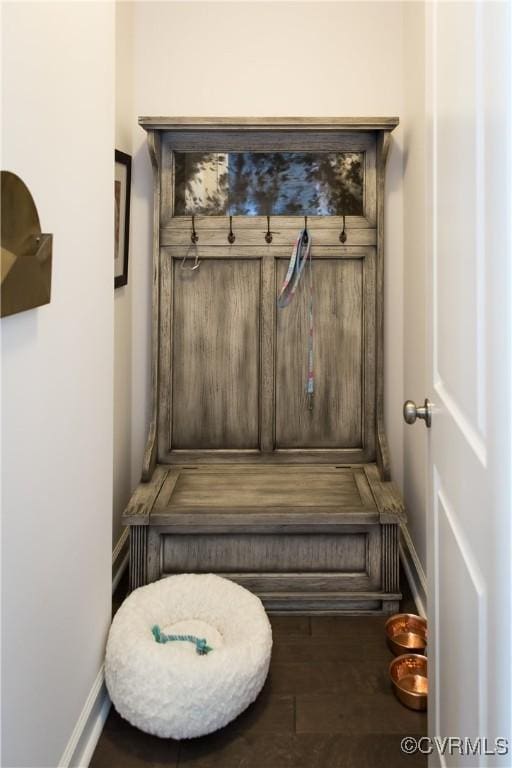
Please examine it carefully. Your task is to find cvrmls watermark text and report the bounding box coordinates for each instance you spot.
[401,737,509,757]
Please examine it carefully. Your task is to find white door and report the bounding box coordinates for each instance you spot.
[413,2,512,766]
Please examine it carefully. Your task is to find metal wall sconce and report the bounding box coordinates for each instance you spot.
[1,171,53,318]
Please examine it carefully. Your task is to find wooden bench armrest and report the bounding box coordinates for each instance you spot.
[123,465,169,526]
[364,465,406,524]
[141,419,158,482]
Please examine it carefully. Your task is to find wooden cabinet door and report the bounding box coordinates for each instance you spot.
[275,249,374,450]
[163,251,261,451]
[159,242,375,463]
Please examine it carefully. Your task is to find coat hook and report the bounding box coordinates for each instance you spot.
[303,215,309,243]
[339,214,347,244]
[265,215,273,244]
[191,214,198,244]
[227,215,235,244]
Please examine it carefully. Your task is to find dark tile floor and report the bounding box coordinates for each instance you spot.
[92,572,427,768]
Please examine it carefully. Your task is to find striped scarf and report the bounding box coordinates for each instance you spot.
[276,229,314,410]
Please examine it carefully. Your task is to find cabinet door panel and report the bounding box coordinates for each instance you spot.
[275,257,363,448]
[172,258,260,448]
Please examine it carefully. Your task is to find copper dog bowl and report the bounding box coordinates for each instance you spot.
[390,653,428,711]
[385,613,427,656]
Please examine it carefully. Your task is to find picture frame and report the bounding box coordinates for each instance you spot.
[114,149,131,288]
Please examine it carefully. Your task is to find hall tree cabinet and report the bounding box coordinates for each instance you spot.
[123,117,405,614]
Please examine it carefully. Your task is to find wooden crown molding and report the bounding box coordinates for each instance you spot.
[138,116,400,132]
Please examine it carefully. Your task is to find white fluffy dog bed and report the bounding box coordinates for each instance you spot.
[105,574,272,739]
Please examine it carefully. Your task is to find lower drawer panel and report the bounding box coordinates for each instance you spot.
[160,526,380,576]
[161,531,376,574]
[139,522,402,611]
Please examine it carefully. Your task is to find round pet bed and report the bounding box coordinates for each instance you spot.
[105,573,272,739]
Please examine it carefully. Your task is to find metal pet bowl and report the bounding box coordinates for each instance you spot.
[385,613,427,656]
[389,653,428,711]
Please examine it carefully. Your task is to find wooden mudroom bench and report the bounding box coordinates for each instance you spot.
[123,117,404,614]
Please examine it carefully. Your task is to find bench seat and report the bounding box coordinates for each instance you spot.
[123,463,404,615]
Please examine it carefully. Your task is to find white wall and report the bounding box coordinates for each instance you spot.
[1,3,114,766]
[126,0,405,492]
[402,2,427,575]
[113,0,134,557]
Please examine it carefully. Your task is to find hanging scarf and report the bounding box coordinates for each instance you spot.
[276,229,314,410]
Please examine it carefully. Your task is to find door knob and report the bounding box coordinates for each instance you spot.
[403,398,432,428]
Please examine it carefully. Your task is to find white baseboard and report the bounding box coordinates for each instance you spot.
[399,523,427,618]
[112,528,129,594]
[58,665,111,768]
[58,534,128,768]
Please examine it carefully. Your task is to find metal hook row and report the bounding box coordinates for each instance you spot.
[190,214,348,245]
[190,214,236,244]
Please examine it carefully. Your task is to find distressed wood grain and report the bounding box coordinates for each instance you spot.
[162,532,369,573]
[158,466,373,508]
[126,118,401,613]
[275,257,363,448]
[139,116,400,130]
[122,464,169,524]
[160,227,377,248]
[171,257,261,449]
[141,131,161,481]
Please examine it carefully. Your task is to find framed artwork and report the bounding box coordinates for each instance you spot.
[114,149,131,288]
